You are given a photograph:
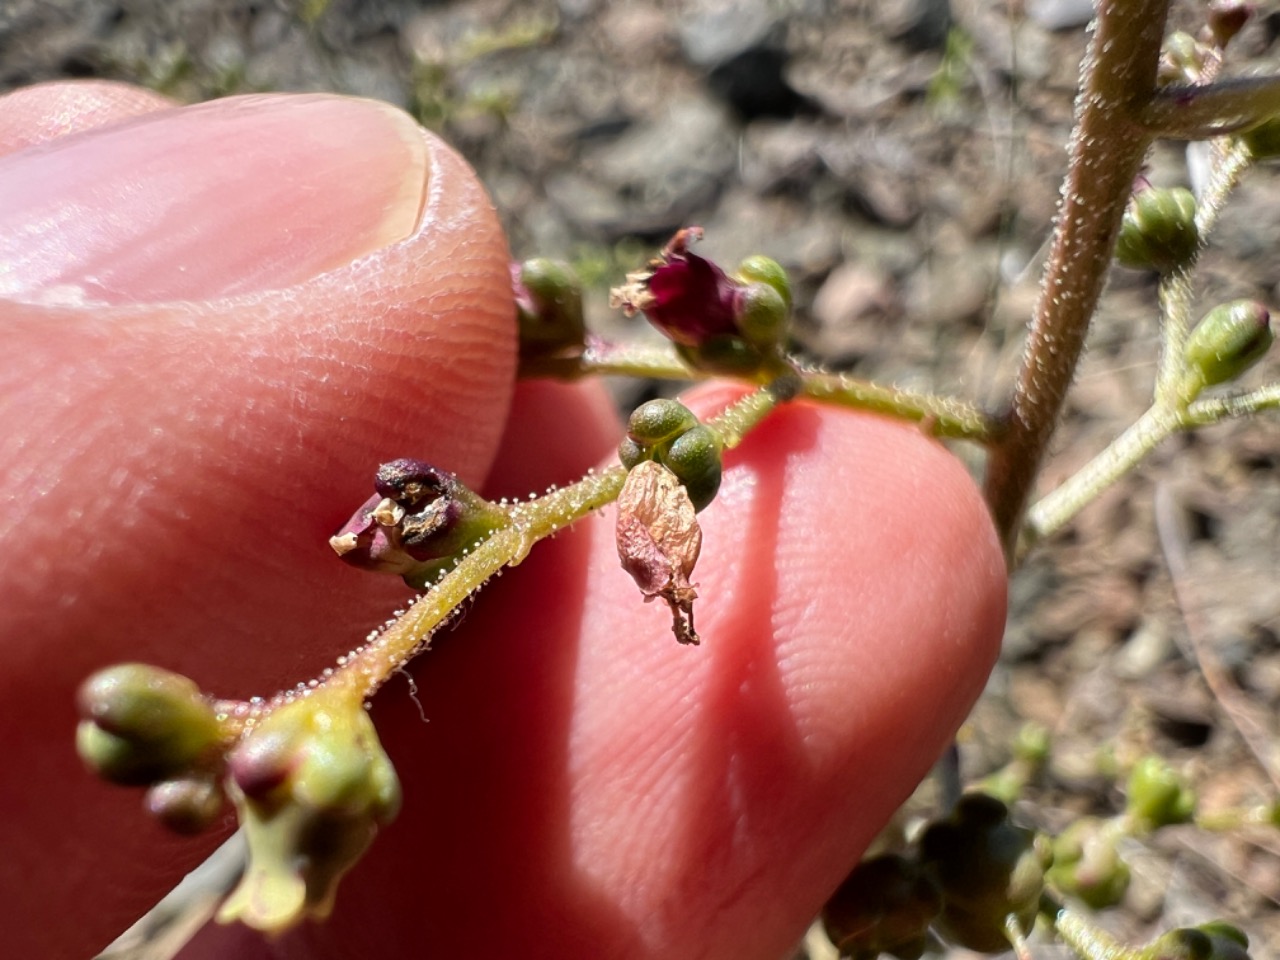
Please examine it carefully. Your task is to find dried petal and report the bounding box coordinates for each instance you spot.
[616,460,703,645]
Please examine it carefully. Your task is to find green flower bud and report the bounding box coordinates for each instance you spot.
[1046,817,1130,909]
[513,258,586,359]
[1179,300,1272,402]
[1144,925,1250,960]
[1115,186,1199,273]
[822,854,942,960]
[621,401,723,512]
[919,793,1053,952]
[1241,118,1280,161]
[219,691,401,932]
[665,425,723,513]
[145,775,225,835]
[76,664,222,786]
[627,399,700,447]
[1012,722,1051,765]
[1126,756,1196,830]
[734,282,790,352]
[734,254,793,309]
[1196,921,1251,960]
[1158,31,1209,85]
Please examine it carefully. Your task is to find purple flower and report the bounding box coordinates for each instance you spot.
[611,227,744,347]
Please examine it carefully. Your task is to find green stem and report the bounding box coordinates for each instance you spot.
[984,0,1170,562]
[1155,269,1196,407]
[1055,905,1137,960]
[522,341,997,442]
[794,369,997,441]
[1183,381,1280,424]
[324,385,789,701]
[1023,404,1181,550]
[1142,75,1280,138]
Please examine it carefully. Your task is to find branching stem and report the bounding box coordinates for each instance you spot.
[522,341,997,442]
[318,384,790,702]
[984,0,1170,561]
[1142,75,1280,138]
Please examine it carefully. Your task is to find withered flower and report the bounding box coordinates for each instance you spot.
[616,460,704,645]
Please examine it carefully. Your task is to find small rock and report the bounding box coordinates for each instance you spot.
[1026,0,1096,31]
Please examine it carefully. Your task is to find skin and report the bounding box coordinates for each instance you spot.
[0,82,1007,959]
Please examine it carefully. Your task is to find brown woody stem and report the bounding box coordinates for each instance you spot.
[983,0,1171,561]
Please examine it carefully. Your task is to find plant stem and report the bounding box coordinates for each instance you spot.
[984,0,1170,561]
[1183,381,1280,424]
[321,384,790,702]
[794,369,997,441]
[1142,75,1280,138]
[522,341,997,442]
[1055,905,1136,960]
[1023,404,1181,551]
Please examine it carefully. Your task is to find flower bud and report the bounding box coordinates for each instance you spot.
[1046,817,1130,909]
[919,793,1053,952]
[219,692,401,932]
[1179,300,1272,401]
[1146,924,1251,960]
[734,254,793,309]
[619,400,723,512]
[330,458,509,589]
[626,398,700,447]
[76,664,223,786]
[145,774,225,835]
[513,258,586,359]
[1115,186,1199,272]
[1126,756,1196,830]
[734,282,789,352]
[1158,31,1210,85]
[664,425,723,513]
[822,854,942,960]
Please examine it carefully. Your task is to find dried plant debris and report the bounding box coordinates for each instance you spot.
[616,460,704,645]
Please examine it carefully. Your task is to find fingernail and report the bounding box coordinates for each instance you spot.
[0,94,428,304]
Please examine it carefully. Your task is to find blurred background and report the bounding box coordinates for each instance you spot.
[5,1,1280,955]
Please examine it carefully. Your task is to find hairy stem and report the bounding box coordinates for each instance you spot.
[1022,404,1180,550]
[523,341,997,441]
[322,384,790,701]
[1055,905,1135,960]
[1142,75,1280,138]
[984,0,1170,561]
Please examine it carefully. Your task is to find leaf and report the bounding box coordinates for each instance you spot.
[615,460,703,645]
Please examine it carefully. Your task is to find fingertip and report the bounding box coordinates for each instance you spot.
[0,80,176,156]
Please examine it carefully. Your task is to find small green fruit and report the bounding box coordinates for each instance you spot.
[1179,300,1272,401]
[626,399,699,446]
[734,255,793,309]
[1115,186,1199,272]
[734,282,790,352]
[1126,756,1196,829]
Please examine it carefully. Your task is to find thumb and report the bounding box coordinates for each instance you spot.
[0,89,514,958]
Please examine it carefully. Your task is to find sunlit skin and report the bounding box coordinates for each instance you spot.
[0,82,1006,959]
